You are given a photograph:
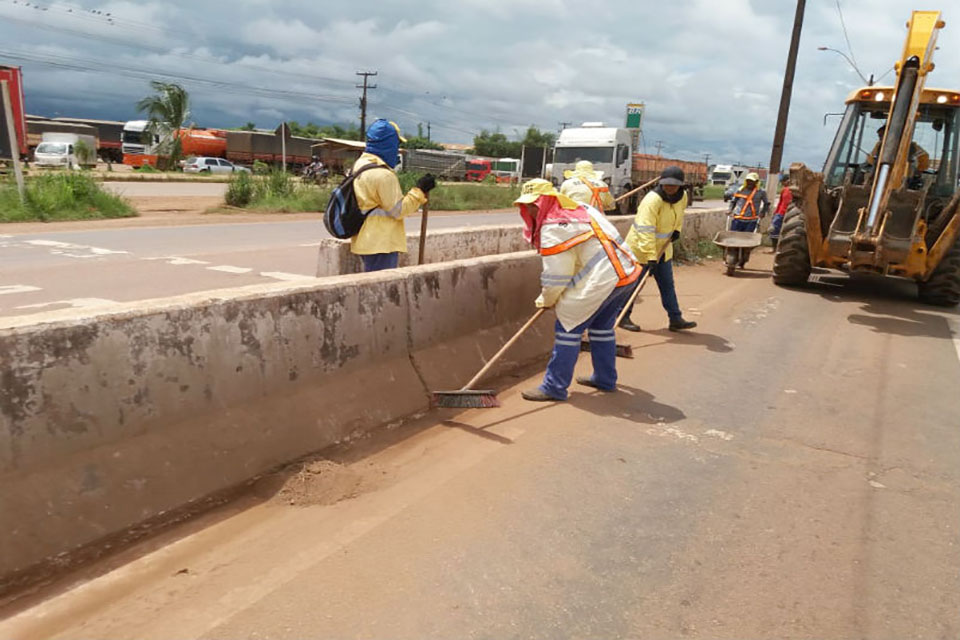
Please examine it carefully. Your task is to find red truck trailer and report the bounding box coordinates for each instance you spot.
[0,65,27,159]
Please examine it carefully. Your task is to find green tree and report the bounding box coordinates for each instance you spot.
[402,136,444,151]
[471,129,520,157]
[239,121,256,131]
[136,82,190,169]
[520,126,556,148]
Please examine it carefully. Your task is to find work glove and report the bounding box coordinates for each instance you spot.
[671,230,681,242]
[416,174,437,194]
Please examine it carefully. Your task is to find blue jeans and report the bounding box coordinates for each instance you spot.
[361,252,400,272]
[539,285,633,400]
[623,259,683,324]
[769,213,784,239]
[730,218,759,233]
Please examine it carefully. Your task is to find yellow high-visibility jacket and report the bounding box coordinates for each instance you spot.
[559,175,616,211]
[625,190,686,263]
[350,153,427,255]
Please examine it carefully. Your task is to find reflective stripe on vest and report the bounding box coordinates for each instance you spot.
[734,187,758,220]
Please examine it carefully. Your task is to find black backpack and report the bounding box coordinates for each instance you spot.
[323,163,390,239]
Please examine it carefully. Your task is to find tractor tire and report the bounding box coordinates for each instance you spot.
[772,204,812,286]
[918,236,960,307]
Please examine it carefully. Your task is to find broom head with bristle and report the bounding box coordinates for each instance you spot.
[431,389,501,409]
[580,339,634,359]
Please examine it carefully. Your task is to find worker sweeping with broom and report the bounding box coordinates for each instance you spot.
[515,179,641,402]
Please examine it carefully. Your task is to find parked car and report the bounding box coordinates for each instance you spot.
[183,156,250,174]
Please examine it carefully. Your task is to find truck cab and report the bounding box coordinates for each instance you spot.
[122,120,160,167]
[552,123,632,198]
[465,158,492,182]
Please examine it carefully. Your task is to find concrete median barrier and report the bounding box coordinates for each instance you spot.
[0,252,552,592]
[312,211,729,277]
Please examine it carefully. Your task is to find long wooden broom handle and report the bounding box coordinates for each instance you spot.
[417,200,430,265]
[615,241,670,326]
[614,177,660,204]
[462,308,548,391]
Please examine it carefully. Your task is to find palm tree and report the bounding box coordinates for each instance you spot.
[136,82,190,169]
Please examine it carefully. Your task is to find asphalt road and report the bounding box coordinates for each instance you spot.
[2,255,958,639]
[0,212,518,320]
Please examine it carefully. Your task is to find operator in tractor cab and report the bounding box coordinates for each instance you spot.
[559,160,616,212]
[351,119,436,272]
[620,166,698,333]
[727,172,770,267]
[515,179,639,402]
[866,124,930,188]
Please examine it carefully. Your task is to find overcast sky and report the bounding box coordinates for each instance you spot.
[1,0,956,168]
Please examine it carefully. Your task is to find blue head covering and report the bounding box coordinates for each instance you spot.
[365,119,403,168]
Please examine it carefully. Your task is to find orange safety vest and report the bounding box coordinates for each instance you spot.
[540,219,641,287]
[580,178,610,210]
[733,187,759,220]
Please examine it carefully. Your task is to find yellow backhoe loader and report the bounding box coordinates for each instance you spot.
[774,10,960,305]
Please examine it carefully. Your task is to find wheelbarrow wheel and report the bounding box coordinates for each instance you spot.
[724,249,738,276]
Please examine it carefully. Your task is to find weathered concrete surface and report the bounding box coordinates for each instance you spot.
[313,211,729,277]
[0,252,551,587]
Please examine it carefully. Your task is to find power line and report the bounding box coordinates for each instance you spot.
[834,0,860,73]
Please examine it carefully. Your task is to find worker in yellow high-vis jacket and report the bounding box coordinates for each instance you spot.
[620,166,697,333]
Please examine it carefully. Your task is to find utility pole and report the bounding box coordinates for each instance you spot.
[356,70,378,141]
[427,122,431,141]
[703,152,711,168]
[768,0,806,198]
[654,140,663,156]
[558,121,571,131]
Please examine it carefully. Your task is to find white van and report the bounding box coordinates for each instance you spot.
[34,132,98,169]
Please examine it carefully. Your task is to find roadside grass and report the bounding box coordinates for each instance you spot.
[674,238,723,264]
[215,170,521,214]
[702,184,727,200]
[0,172,137,223]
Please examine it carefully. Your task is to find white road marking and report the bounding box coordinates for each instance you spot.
[260,271,317,281]
[948,317,960,368]
[207,265,252,274]
[704,429,734,441]
[15,298,116,310]
[0,285,41,296]
[647,423,700,443]
[145,257,210,266]
[24,239,129,256]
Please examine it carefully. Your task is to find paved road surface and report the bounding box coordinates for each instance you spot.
[2,255,958,639]
[0,213,517,320]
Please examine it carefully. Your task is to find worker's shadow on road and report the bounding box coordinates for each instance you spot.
[632,329,735,353]
[567,383,686,425]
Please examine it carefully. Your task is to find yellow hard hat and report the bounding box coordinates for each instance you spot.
[514,178,579,209]
[563,159,604,181]
[745,172,760,182]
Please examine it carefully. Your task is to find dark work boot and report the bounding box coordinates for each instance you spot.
[618,317,642,332]
[521,388,563,402]
[669,319,698,332]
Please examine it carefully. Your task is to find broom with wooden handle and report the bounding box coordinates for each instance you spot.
[431,308,547,409]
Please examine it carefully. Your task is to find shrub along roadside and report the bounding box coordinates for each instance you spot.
[221,170,521,214]
[0,172,137,223]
